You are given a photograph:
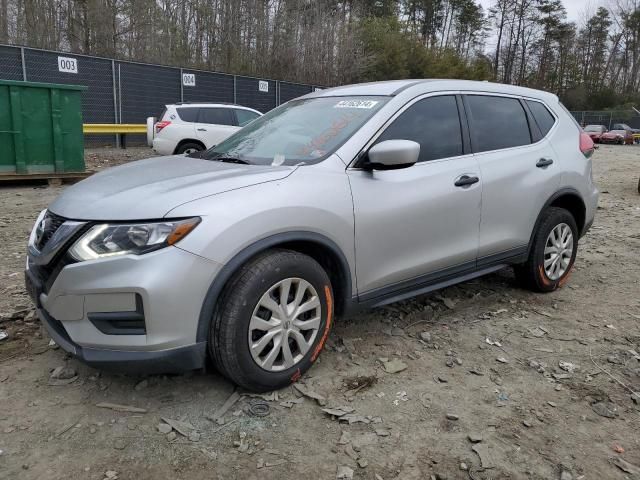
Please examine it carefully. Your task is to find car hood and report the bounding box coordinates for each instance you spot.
[49,155,295,220]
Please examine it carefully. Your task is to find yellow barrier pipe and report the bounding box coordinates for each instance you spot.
[83,124,147,134]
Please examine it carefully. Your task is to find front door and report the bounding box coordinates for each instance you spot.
[195,107,239,148]
[347,95,482,299]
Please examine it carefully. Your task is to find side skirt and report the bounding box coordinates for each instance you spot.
[347,247,527,314]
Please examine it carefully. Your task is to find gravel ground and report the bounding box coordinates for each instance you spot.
[0,144,639,480]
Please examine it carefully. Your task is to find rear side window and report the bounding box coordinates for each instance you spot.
[176,107,199,122]
[199,108,234,126]
[526,100,556,136]
[466,95,531,153]
[235,109,261,127]
[374,95,463,162]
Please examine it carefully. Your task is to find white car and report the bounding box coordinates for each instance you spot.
[147,103,262,155]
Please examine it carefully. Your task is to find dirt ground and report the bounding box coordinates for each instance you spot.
[1,145,639,480]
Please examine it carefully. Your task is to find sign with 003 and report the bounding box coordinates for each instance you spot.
[258,80,269,93]
[58,56,78,74]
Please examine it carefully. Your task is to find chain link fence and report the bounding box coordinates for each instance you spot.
[570,110,640,130]
[0,44,322,146]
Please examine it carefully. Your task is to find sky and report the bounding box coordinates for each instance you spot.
[477,0,607,24]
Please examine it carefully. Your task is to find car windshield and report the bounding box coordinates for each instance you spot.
[609,130,625,134]
[202,96,389,166]
[584,125,602,132]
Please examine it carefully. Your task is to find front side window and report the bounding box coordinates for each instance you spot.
[526,100,556,136]
[199,108,234,126]
[466,95,531,153]
[203,96,389,166]
[373,95,463,162]
[235,109,261,127]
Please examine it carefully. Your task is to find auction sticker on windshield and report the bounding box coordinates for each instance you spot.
[334,100,379,109]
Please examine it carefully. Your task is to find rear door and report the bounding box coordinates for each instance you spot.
[464,94,561,264]
[195,107,238,148]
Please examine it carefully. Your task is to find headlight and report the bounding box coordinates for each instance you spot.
[69,218,200,261]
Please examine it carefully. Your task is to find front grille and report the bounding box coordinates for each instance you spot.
[36,211,67,251]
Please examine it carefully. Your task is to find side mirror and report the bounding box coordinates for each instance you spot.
[366,140,420,170]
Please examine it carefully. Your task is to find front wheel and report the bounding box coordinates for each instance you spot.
[515,207,578,292]
[210,249,334,392]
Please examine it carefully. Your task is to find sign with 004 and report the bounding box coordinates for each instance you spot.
[182,73,196,87]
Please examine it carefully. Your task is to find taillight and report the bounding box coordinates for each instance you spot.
[579,132,594,158]
[155,121,171,133]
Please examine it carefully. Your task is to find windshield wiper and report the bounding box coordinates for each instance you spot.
[212,156,250,165]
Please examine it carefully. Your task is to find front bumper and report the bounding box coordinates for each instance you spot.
[26,244,221,373]
[36,305,207,374]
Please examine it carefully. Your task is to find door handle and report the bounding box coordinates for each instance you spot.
[536,158,553,168]
[454,175,479,187]
[197,128,207,132]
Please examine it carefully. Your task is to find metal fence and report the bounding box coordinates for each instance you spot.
[570,110,640,130]
[0,44,322,146]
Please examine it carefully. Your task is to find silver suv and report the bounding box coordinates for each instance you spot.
[26,80,598,391]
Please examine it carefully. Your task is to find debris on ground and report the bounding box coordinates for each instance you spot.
[611,457,640,475]
[0,330,8,341]
[161,417,197,437]
[279,398,304,409]
[248,399,271,417]
[206,390,241,423]
[95,402,147,413]
[560,470,573,480]
[157,423,172,434]
[379,358,408,374]
[322,406,355,417]
[591,401,618,419]
[472,443,497,469]
[558,361,578,373]
[293,383,327,406]
[48,366,78,385]
[338,431,352,444]
[336,465,354,479]
[234,431,249,453]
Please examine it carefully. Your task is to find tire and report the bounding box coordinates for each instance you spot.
[175,142,204,155]
[210,249,334,392]
[515,207,579,292]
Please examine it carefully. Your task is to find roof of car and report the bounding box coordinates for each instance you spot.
[303,79,558,102]
[168,102,259,111]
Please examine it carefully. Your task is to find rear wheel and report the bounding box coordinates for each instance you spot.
[175,142,204,155]
[515,207,578,292]
[210,249,334,392]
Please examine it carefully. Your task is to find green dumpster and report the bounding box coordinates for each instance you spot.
[0,80,86,175]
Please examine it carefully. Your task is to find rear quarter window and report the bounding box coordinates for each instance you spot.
[176,107,200,122]
[526,100,556,137]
